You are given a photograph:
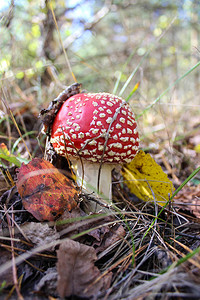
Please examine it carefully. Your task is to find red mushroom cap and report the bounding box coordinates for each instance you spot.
[50,93,139,164]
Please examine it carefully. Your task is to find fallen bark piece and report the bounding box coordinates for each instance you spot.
[16,158,78,221]
[57,239,112,298]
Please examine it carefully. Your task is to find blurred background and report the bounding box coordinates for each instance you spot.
[0,0,199,180]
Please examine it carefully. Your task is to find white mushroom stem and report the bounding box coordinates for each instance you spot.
[70,158,116,212]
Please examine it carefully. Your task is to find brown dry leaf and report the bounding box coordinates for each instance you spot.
[16,158,78,221]
[57,239,112,298]
[96,224,126,253]
[174,185,200,218]
[21,222,59,250]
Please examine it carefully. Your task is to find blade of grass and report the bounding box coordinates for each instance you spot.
[11,131,37,154]
[1,89,32,159]
[126,82,140,102]
[119,16,177,97]
[136,60,200,120]
[49,1,77,83]
[142,166,200,240]
[112,71,122,95]
[170,166,200,200]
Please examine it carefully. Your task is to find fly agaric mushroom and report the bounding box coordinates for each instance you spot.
[50,92,139,211]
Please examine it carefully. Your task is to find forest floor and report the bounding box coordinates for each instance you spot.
[0,88,200,300]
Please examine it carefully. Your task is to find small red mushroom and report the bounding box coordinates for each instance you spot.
[50,92,139,211]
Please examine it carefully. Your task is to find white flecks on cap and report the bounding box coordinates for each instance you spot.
[91,128,99,134]
[127,120,133,126]
[107,109,112,114]
[111,142,123,149]
[98,144,104,151]
[99,113,106,118]
[90,120,96,126]
[97,121,102,126]
[78,132,85,139]
[121,110,127,115]
[116,123,121,129]
[106,117,112,124]
[120,137,129,142]
[130,137,135,143]
[88,139,97,146]
[108,150,116,156]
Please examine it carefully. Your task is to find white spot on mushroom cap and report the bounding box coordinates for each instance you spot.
[124,158,132,163]
[109,142,123,149]
[92,101,98,106]
[127,128,132,134]
[88,139,97,146]
[127,120,133,126]
[99,113,106,118]
[97,121,102,126]
[132,145,138,150]
[98,144,104,151]
[108,150,116,156]
[88,157,98,162]
[120,137,129,142]
[91,128,99,134]
[90,120,96,126]
[130,137,136,143]
[78,132,85,139]
[106,117,112,124]
[120,117,125,124]
[116,124,121,129]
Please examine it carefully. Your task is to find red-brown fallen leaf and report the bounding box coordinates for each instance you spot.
[57,239,112,298]
[16,158,78,221]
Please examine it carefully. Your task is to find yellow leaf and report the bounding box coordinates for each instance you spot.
[122,150,174,206]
